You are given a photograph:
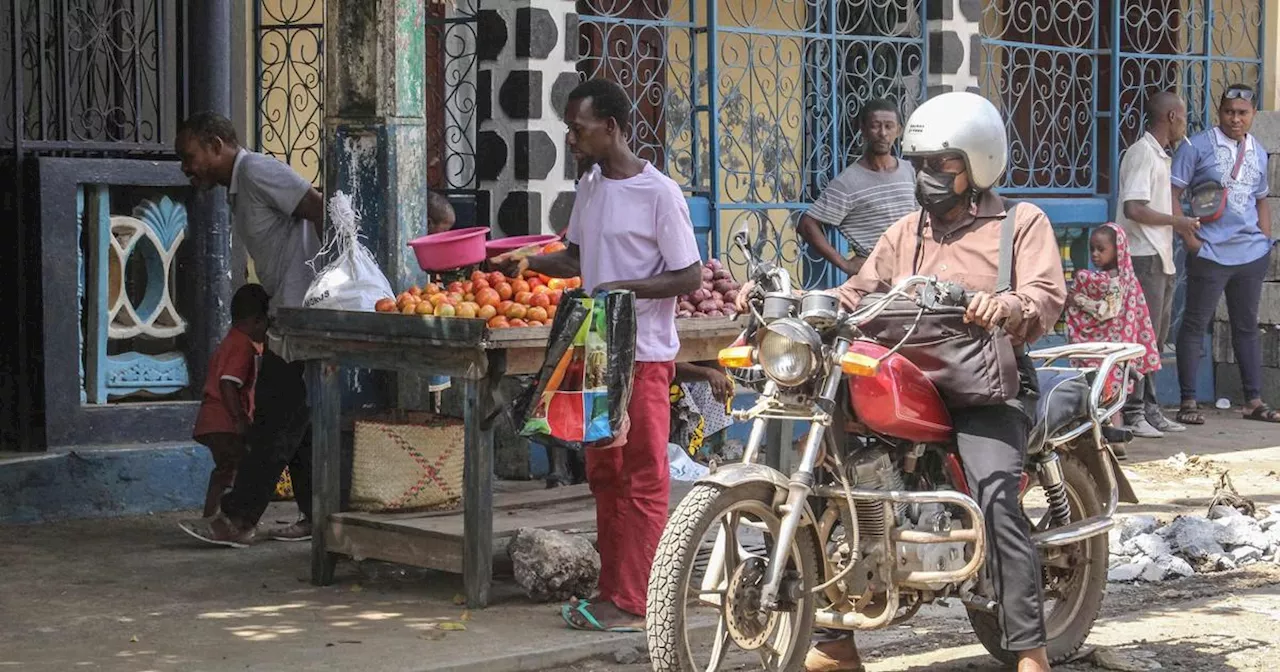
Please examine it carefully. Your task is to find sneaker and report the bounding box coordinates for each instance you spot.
[179,515,256,548]
[1127,418,1165,439]
[1148,412,1187,433]
[266,518,312,542]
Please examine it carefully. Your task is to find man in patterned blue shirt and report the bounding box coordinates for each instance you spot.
[1170,83,1277,425]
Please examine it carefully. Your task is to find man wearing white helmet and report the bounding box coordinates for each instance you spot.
[819,92,1066,671]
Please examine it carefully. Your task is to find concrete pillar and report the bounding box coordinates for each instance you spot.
[926,0,982,97]
[186,0,234,393]
[324,0,429,291]
[475,0,580,238]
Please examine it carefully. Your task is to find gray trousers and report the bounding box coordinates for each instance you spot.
[815,399,1047,652]
[1123,255,1175,422]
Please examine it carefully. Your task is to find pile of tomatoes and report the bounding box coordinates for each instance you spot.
[374,269,582,329]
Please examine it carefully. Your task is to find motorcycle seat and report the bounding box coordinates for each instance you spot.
[1029,369,1091,450]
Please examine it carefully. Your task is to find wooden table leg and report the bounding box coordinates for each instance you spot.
[462,351,501,608]
[310,360,342,586]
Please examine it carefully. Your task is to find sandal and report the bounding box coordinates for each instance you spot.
[559,600,643,633]
[1176,404,1205,426]
[1243,404,1280,423]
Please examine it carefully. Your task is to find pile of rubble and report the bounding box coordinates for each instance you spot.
[1108,505,1280,583]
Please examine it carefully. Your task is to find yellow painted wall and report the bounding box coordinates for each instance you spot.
[1266,0,1280,110]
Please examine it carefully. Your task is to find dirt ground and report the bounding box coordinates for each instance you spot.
[0,409,1277,672]
[559,409,1280,672]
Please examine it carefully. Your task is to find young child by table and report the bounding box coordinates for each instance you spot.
[192,284,270,518]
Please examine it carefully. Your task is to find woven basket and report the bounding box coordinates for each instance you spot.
[350,413,465,512]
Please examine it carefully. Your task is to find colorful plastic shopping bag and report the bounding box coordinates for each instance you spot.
[516,289,636,449]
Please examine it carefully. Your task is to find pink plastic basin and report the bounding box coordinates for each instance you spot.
[485,234,560,258]
[407,226,489,271]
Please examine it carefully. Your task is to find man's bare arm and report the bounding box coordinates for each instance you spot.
[1123,199,1199,238]
[797,214,860,275]
[598,262,702,299]
[522,243,582,278]
[293,187,325,238]
[1258,198,1272,239]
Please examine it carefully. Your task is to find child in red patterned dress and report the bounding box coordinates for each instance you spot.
[1065,223,1163,456]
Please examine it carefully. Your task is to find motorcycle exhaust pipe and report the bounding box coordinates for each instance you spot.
[814,590,900,630]
[811,487,988,587]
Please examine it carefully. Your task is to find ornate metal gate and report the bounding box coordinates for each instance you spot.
[578,0,929,289]
[1,0,186,449]
[253,0,480,201]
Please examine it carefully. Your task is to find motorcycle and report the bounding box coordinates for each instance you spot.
[645,231,1143,671]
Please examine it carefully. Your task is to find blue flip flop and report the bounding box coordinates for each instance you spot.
[559,600,643,633]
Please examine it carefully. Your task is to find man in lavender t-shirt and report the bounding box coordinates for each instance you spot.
[499,79,702,631]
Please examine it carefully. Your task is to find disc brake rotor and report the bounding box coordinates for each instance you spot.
[724,556,777,650]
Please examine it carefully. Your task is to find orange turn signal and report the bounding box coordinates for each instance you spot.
[718,346,755,369]
[840,352,879,377]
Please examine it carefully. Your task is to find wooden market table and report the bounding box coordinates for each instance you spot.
[274,308,743,608]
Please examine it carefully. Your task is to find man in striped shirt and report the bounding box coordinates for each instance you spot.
[797,98,918,279]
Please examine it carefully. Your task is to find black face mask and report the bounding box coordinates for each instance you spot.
[915,167,966,218]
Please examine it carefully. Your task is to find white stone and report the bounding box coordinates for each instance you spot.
[1117,515,1160,542]
[1108,562,1147,583]
[1259,514,1280,532]
[1141,555,1172,581]
[1209,505,1244,520]
[1215,515,1266,549]
[1212,553,1238,571]
[1161,554,1196,578]
[1231,546,1264,564]
[1165,516,1225,559]
[1124,533,1172,559]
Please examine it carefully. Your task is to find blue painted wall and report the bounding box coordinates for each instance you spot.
[0,445,211,524]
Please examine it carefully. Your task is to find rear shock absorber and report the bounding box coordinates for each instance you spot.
[1037,452,1072,527]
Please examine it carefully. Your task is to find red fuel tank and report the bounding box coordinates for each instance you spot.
[846,341,952,443]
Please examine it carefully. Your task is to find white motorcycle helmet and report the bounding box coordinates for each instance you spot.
[901,91,1008,191]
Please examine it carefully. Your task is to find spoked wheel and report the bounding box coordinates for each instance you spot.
[968,453,1108,664]
[647,483,819,672]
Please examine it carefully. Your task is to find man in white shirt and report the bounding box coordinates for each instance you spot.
[1116,92,1200,439]
[174,112,326,547]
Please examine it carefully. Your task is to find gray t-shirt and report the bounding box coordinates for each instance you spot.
[227,149,320,312]
[806,158,918,254]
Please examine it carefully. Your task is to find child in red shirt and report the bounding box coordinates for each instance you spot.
[193,284,270,518]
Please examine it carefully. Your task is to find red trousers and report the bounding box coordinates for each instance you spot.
[586,360,674,616]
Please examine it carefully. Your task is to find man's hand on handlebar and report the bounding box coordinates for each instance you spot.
[964,291,1011,330]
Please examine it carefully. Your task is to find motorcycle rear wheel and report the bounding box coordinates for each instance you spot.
[967,452,1108,665]
[647,482,820,672]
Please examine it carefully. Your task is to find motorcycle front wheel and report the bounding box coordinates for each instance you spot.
[646,482,820,672]
[967,452,1109,664]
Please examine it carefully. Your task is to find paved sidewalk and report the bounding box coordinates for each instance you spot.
[1,409,1277,672]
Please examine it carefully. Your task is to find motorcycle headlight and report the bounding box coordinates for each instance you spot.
[757,318,822,387]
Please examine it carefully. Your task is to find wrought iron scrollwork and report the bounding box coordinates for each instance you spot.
[2,0,172,148]
[255,0,324,185]
[425,0,479,191]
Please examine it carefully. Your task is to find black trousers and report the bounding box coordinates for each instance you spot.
[951,399,1047,651]
[221,349,313,526]
[814,398,1046,652]
[1176,249,1271,402]
[1123,255,1176,423]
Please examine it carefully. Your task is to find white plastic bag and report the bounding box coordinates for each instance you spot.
[668,443,709,482]
[303,191,394,312]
